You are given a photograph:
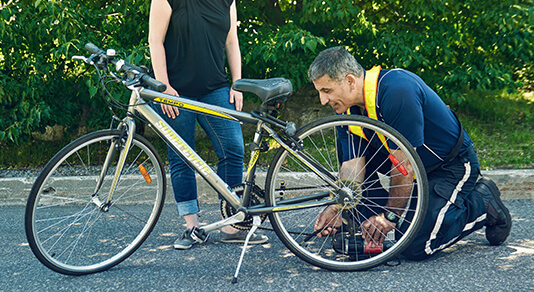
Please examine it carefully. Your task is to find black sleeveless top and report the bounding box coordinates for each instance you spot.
[164,0,233,97]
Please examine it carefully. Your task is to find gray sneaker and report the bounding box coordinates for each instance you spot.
[221,230,269,244]
[174,227,209,250]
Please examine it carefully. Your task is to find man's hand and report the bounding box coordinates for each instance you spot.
[314,205,342,238]
[361,214,395,246]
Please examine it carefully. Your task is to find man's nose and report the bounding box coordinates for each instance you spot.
[319,94,329,106]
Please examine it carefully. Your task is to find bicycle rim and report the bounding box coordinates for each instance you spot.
[25,130,166,275]
[266,115,428,271]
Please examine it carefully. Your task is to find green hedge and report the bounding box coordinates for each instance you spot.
[1,0,533,144]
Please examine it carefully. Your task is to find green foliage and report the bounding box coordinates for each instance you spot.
[238,1,326,88]
[454,91,534,169]
[238,0,533,102]
[0,0,151,144]
[2,91,532,169]
[1,0,533,145]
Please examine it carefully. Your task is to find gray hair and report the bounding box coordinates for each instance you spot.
[308,46,364,83]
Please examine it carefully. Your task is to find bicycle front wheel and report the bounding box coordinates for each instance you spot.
[25,129,166,275]
[266,115,428,271]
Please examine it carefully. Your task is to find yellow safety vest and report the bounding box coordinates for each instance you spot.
[346,66,408,176]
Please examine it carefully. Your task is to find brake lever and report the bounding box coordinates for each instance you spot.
[72,55,89,63]
[72,53,101,68]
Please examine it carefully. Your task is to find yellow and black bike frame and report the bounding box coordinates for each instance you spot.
[104,87,341,232]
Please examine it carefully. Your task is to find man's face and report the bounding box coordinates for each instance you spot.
[312,74,357,114]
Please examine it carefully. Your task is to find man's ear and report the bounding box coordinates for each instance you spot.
[345,74,358,89]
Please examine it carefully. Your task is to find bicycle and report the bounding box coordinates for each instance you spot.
[25,43,428,281]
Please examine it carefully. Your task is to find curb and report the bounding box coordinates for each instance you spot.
[479,169,534,200]
[1,170,533,206]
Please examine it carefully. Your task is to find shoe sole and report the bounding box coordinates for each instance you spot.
[480,177,512,245]
[174,243,193,250]
[482,177,511,224]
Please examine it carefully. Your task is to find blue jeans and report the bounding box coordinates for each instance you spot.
[152,87,244,216]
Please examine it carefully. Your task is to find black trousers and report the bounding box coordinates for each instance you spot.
[401,145,487,260]
[352,145,486,260]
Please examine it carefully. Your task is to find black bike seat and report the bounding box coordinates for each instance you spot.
[232,78,293,105]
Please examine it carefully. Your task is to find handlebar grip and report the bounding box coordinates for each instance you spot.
[122,61,147,74]
[85,43,105,55]
[84,42,166,92]
[141,74,167,92]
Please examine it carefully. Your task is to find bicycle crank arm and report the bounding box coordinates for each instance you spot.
[200,211,246,233]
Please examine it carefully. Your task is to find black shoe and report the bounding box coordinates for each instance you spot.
[473,177,512,245]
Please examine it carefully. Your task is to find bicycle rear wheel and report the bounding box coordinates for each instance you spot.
[25,129,166,275]
[265,115,428,271]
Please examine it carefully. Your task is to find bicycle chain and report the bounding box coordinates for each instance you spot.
[220,184,267,230]
[222,184,356,237]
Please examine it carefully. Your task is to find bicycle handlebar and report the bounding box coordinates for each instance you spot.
[84,43,167,92]
[142,73,167,93]
[85,42,106,55]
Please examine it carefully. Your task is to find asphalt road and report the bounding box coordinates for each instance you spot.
[2,201,533,292]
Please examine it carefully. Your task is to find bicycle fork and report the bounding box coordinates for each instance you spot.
[91,118,136,210]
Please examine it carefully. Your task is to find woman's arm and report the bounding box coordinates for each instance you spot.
[225,0,243,111]
[148,0,180,118]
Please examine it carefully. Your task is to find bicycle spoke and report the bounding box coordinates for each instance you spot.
[26,130,166,275]
[266,115,428,271]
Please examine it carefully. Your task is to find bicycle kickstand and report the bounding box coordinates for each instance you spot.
[232,216,261,284]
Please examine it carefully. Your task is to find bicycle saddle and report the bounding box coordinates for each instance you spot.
[232,78,293,105]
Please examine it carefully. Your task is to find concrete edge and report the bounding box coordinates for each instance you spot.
[1,170,533,206]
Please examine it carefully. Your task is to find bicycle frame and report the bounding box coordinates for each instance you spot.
[25,45,430,278]
[94,86,340,231]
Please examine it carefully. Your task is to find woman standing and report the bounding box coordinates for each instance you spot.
[148,0,268,249]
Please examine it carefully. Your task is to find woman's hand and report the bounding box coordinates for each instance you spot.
[161,86,180,119]
[229,88,243,111]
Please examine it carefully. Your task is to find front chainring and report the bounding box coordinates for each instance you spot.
[220,184,267,230]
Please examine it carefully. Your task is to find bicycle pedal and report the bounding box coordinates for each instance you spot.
[190,227,209,243]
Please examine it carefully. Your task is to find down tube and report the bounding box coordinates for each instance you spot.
[134,102,242,209]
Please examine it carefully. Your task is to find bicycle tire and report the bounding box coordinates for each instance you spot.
[25,129,166,275]
[265,115,428,271]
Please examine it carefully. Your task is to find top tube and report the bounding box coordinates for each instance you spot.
[139,88,259,125]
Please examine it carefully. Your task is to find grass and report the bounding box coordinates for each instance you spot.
[451,91,534,170]
[0,90,532,171]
